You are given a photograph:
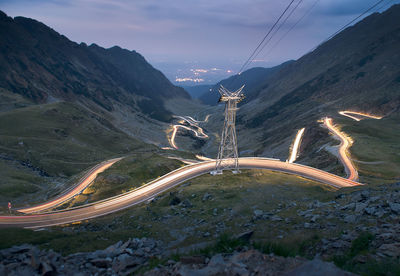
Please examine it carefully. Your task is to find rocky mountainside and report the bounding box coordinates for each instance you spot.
[232,5,400,160]
[0,10,189,122]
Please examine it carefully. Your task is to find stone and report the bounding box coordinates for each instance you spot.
[344,215,357,223]
[283,258,356,276]
[180,256,206,264]
[235,230,254,242]
[388,202,400,214]
[208,254,225,266]
[378,243,400,258]
[355,202,367,213]
[39,261,54,276]
[270,215,283,222]
[180,199,193,208]
[310,215,320,223]
[202,193,212,201]
[90,258,112,268]
[253,209,263,218]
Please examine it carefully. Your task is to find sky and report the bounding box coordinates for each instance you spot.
[1,0,399,85]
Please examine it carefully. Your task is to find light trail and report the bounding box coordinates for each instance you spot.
[324,117,358,181]
[339,111,383,121]
[0,157,362,229]
[168,115,209,149]
[17,158,123,214]
[288,127,305,163]
[195,155,214,161]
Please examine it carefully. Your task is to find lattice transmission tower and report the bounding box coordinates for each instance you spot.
[211,85,245,175]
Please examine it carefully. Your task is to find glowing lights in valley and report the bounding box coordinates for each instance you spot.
[175,77,204,83]
[288,127,305,163]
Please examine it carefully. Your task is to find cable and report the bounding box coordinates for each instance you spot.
[238,0,296,75]
[249,0,304,70]
[262,0,320,60]
[311,0,387,52]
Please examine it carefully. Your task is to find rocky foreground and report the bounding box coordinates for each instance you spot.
[1,183,400,275]
[0,240,355,276]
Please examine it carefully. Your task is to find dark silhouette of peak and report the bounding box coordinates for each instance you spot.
[0,10,189,121]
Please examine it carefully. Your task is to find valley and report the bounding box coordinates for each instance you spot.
[0,3,399,275]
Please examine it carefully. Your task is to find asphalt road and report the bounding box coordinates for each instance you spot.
[17,158,123,214]
[0,157,361,229]
[324,117,359,181]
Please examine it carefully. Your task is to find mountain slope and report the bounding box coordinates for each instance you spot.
[0,10,189,121]
[242,5,400,128]
[235,5,399,148]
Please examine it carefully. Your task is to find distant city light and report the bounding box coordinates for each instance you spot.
[175,77,204,83]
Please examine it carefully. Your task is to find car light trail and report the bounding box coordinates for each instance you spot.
[324,117,358,181]
[168,115,209,149]
[0,157,362,229]
[339,111,383,121]
[18,158,123,214]
[288,127,305,163]
[195,155,214,161]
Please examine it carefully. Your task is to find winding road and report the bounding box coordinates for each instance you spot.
[168,115,209,149]
[324,117,358,181]
[17,158,123,214]
[339,111,383,121]
[0,157,361,229]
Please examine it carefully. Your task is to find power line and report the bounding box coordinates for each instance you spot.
[249,0,305,70]
[238,0,296,75]
[262,0,320,60]
[311,0,387,52]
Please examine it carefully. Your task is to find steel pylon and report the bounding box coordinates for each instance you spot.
[211,85,245,175]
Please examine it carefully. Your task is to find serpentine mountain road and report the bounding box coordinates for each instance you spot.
[0,157,361,229]
[18,158,123,214]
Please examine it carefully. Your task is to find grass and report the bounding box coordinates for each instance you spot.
[0,101,154,207]
[60,153,183,207]
[337,111,400,184]
[329,232,400,276]
[0,169,338,255]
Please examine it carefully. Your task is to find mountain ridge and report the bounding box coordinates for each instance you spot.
[0,10,189,121]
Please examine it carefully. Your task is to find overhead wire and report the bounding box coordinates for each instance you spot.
[219,0,393,93]
[249,0,305,70]
[262,0,320,60]
[309,0,387,53]
[237,0,297,75]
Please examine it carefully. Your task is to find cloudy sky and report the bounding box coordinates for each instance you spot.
[1,0,398,84]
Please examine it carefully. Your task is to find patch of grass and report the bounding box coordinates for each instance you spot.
[333,232,376,273]
[254,234,320,258]
[196,233,249,257]
[350,232,374,257]
[337,112,400,184]
[63,153,183,206]
[0,101,155,206]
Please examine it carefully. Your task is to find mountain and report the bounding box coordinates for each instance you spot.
[199,62,292,106]
[0,10,189,122]
[180,84,213,99]
[233,5,400,159]
[0,10,192,205]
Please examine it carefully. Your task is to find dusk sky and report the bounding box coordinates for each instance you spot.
[1,0,399,84]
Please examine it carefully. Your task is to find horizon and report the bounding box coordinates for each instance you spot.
[1,0,399,85]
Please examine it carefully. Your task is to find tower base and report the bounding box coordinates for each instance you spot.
[210,170,223,175]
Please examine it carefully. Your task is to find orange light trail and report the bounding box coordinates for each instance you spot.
[288,127,305,163]
[339,111,383,121]
[324,117,358,181]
